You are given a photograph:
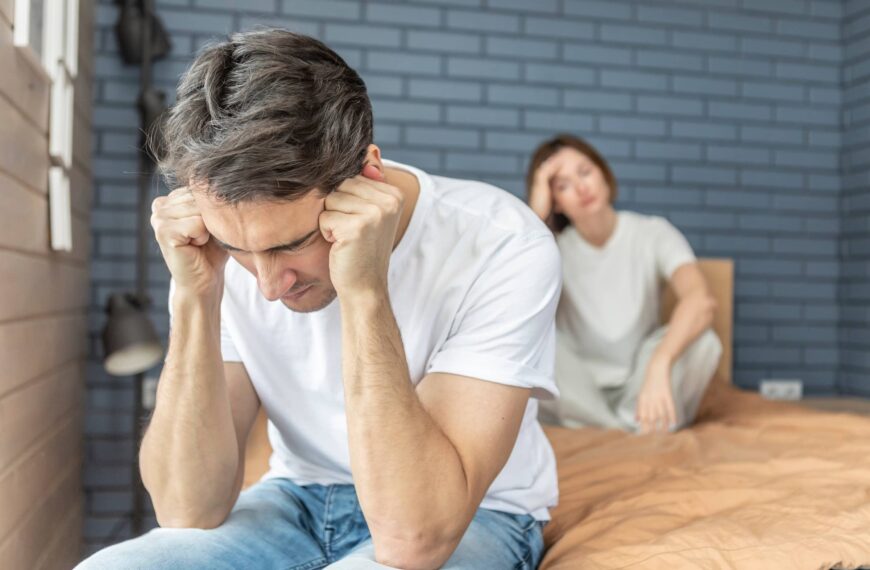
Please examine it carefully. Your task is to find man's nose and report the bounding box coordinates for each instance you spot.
[254,257,297,301]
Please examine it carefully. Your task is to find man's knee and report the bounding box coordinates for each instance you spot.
[327,557,395,569]
[327,544,395,569]
[74,528,222,570]
[75,530,169,570]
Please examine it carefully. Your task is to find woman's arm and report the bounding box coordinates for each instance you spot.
[654,262,717,365]
[528,155,564,225]
[636,262,717,433]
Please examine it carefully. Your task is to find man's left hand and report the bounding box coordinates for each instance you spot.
[319,164,404,299]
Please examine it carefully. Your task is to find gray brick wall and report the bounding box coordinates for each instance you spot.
[83,0,852,555]
[841,0,870,397]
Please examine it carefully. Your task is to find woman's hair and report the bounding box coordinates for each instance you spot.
[150,28,373,204]
[525,134,618,233]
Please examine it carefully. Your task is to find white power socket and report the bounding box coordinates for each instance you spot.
[759,379,803,400]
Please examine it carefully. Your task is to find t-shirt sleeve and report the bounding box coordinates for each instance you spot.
[651,217,696,280]
[425,233,562,400]
[167,277,243,362]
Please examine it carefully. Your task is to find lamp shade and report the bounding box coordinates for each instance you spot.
[115,2,172,65]
[102,293,164,376]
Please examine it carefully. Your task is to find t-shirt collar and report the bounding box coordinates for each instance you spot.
[566,210,623,256]
[382,158,433,268]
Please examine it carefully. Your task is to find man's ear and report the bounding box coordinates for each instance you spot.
[361,163,384,181]
[362,144,385,180]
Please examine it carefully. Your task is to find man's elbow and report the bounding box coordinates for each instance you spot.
[372,528,462,570]
[154,504,230,530]
[374,545,455,570]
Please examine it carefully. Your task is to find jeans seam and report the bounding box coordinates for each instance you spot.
[323,485,336,561]
[514,518,543,570]
[515,550,532,570]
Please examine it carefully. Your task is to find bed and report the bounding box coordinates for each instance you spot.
[243,259,870,569]
[540,259,870,569]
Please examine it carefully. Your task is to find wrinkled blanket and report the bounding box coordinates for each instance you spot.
[540,383,870,570]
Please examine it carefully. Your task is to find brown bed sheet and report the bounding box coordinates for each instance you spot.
[540,383,870,570]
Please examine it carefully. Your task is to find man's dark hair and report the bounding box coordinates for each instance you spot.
[151,28,373,204]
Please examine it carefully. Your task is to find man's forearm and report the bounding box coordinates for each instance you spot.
[341,291,470,567]
[140,291,240,528]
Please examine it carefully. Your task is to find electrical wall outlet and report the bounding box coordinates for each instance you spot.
[143,376,159,410]
[759,379,803,400]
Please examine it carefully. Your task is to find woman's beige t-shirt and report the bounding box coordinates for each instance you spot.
[554,210,696,388]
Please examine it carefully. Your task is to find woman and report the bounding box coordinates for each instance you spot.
[528,134,722,434]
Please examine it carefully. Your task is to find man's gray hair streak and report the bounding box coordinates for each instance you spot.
[151,28,373,204]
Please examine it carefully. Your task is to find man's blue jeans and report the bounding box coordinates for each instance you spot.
[75,478,546,569]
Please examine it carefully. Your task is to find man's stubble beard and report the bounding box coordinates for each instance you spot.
[279,283,338,313]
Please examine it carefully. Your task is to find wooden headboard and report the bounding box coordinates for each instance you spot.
[243,257,735,488]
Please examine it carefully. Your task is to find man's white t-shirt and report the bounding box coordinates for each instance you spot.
[168,159,562,520]
[554,210,696,388]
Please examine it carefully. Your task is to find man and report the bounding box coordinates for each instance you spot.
[78,29,561,570]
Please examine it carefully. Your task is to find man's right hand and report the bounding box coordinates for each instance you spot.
[151,186,229,297]
[529,154,564,223]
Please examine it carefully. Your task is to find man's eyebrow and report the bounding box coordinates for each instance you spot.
[213,229,319,253]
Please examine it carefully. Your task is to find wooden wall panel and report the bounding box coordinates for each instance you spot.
[0,24,51,132]
[36,504,83,570]
[0,412,81,532]
[0,174,91,263]
[0,174,49,252]
[3,467,83,570]
[0,3,91,566]
[0,416,82,568]
[0,361,82,471]
[0,94,48,193]
[0,314,89,399]
[0,0,12,31]
[0,251,90,322]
